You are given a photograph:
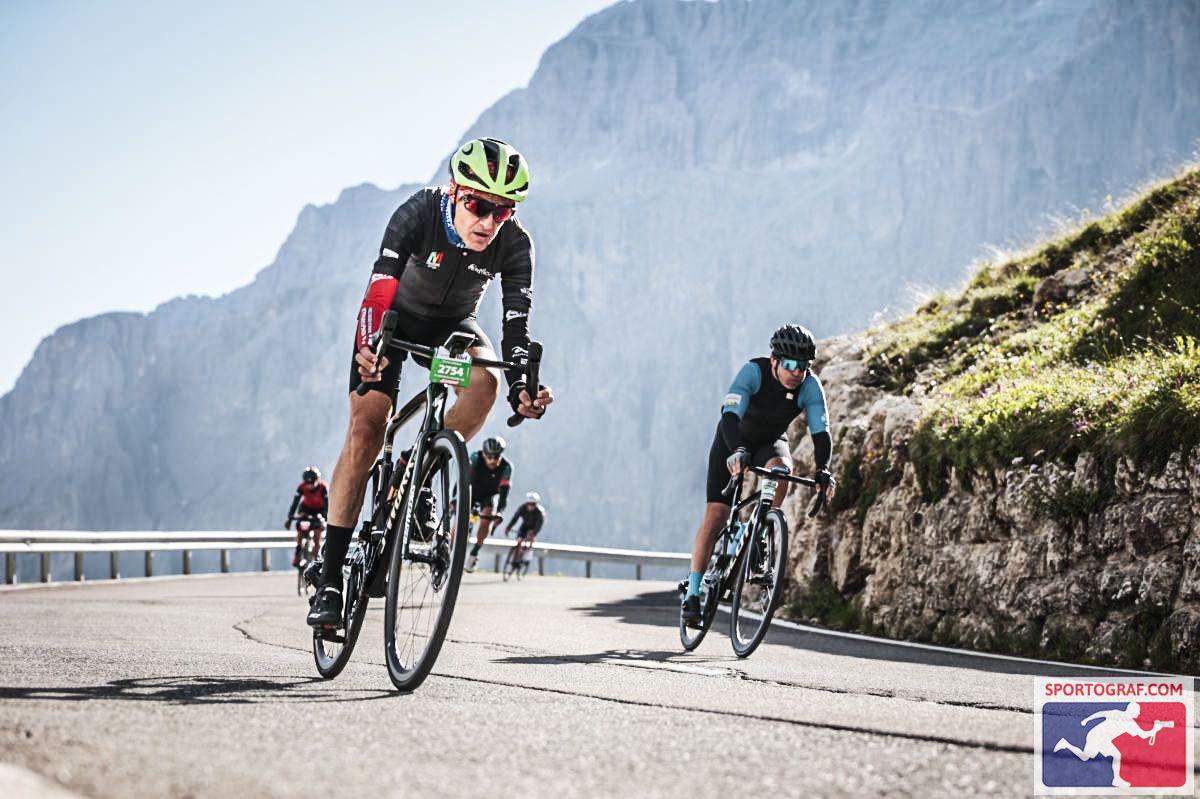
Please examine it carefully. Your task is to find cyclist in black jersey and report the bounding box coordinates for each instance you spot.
[505,492,546,567]
[681,324,835,626]
[308,138,554,628]
[465,436,513,573]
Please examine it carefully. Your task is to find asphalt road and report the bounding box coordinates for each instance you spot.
[0,572,1165,798]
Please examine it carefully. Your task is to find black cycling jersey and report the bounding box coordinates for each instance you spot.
[721,357,829,447]
[368,187,534,386]
[506,503,546,536]
[469,451,513,510]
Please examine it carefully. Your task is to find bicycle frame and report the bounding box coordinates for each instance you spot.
[713,466,822,578]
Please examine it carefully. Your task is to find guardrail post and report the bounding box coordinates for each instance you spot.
[110,552,119,580]
[41,553,50,583]
[220,549,230,573]
[144,550,154,578]
[74,552,84,582]
[493,554,500,573]
[585,560,592,579]
[261,548,270,572]
[5,553,15,585]
[538,556,544,576]
[636,563,642,581]
[182,550,192,575]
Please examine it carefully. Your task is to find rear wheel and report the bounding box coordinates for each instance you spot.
[730,509,789,658]
[680,553,724,651]
[383,430,470,691]
[312,553,370,679]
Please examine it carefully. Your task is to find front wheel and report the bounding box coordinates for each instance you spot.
[730,509,789,658]
[383,430,470,691]
[502,546,519,581]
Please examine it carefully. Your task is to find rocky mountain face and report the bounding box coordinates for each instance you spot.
[781,168,1200,671]
[2,0,1199,552]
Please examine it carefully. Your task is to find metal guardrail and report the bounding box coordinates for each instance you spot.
[0,530,689,585]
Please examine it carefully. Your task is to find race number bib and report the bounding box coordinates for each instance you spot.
[430,354,472,388]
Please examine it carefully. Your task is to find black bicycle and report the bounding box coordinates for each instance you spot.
[311,310,542,690]
[291,514,323,598]
[679,466,827,657]
[501,535,534,581]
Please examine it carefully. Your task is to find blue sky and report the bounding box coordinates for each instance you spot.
[0,0,616,393]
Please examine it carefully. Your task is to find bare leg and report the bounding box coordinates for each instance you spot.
[328,391,392,528]
[764,457,791,507]
[444,346,501,443]
[690,502,731,573]
[474,508,496,547]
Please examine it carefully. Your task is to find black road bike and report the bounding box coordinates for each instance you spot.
[291,515,323,598]
[501,536,534,581]
[311,310,542,690]
[679,466,827,658]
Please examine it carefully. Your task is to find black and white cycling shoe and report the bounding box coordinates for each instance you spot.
[307,586,343,628]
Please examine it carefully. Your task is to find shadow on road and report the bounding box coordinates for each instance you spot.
[576,588,1167,679]
[0,675,394,705]
[573,588,680,628]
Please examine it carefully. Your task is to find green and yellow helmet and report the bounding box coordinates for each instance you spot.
[449,138,530,202]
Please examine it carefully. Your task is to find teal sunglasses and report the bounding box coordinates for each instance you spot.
[779,358,810,372]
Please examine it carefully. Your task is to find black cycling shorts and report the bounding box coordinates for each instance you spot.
[515,527,540,540]
[348,314,493,403]
[472,489,501,511]
[705,432,792,504]
[296,505,326,522]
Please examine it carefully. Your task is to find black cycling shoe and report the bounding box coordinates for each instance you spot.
[681,594,702,628]
[307,586,344,628]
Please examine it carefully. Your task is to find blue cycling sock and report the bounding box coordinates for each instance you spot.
[686,571,703,598]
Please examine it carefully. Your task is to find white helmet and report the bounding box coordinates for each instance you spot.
[526,492,541,503]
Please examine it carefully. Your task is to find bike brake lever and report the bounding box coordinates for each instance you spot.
[355,310,399,397]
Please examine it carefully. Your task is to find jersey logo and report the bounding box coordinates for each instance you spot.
[723,393,742,407]
[505,310,528,321]
[380,248,400,259]
[424,251,444,270]
[786,391,795,400]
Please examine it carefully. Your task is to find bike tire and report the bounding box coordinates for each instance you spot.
[502,547,518,581]
[312,556,370,679]
[729,508,789,658]
[383,430,470,691]
[298,539,317,598]
[679,561,722,651]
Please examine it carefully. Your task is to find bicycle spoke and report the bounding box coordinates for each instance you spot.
[384,432,470,690]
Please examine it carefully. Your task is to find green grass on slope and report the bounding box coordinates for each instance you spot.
[864,169,1200,498]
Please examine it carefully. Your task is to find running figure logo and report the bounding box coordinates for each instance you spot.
[1035,678,1193,795]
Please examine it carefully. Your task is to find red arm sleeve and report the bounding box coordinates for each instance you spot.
[356,275,399,350]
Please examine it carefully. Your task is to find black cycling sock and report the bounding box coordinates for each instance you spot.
[470,543,481,556]
[320,524,353,587]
